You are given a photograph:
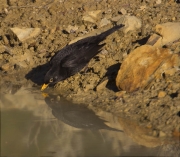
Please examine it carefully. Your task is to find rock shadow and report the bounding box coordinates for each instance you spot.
[25,62,50,85]
[133,35,150,45]
[104,63,121,92]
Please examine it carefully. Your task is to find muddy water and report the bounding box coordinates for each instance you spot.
[0,87,178,157]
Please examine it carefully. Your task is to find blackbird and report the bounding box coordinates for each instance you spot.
[41,24,124,90]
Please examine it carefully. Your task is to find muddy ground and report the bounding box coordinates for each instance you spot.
[0,0,180,150]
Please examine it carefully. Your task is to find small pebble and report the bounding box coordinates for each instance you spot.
[1,63,14,71]
[156,0,161,4]
[158,91,167,98]
[120,8,127,15]
[159,131,166,137]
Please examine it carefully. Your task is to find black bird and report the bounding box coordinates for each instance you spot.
[41,24,124,90]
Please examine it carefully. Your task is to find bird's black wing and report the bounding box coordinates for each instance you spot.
[59,41,105,76]
[61,41,105,68]
[61,24,124,68]
[50,24,124,66]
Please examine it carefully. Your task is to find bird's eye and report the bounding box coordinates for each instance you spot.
[49,78,53,82]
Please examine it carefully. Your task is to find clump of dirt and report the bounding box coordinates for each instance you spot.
[0,0,180,146]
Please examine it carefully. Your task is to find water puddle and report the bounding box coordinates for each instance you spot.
[0,87,179,156]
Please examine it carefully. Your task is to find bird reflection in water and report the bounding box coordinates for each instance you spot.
[43,93,122,132]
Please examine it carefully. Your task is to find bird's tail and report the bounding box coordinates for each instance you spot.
[82,24,124,60]
[97,24,124,41]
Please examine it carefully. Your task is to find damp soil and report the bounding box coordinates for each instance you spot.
[0,0,180,149]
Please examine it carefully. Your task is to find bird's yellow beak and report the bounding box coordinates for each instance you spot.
[41,83,49,91]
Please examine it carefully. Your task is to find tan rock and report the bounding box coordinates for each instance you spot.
[154,22,180,47]
[99,18,111,28]
[87,10,102,19]
[159,131,166,137]
[115,91,126,97]
[120,8,127,15]
[116,15,142,33]
[96,79,108,91]
[82,15,96,23]
[1,63,14,71]
[156,0,162,4]
[9,27,41,42]
[82,10,102,24]
[146,34,162,46]
[2,35,9,45]
[116,45,179,92]
[65,25,78,33]
[111,15,122,22]
[158,91,167,98]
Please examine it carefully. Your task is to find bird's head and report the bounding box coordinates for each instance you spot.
[41,68,60,91]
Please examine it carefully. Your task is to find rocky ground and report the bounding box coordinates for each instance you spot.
[0,0,180,150]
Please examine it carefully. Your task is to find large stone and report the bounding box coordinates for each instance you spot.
[154,22,180,47]
[82,10,102,24]
[114,15,142,33]
[116,45,179,92]
[9,27,41,42]
[99,18,111,28]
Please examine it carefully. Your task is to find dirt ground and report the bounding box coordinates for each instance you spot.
[0,0,180,150]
